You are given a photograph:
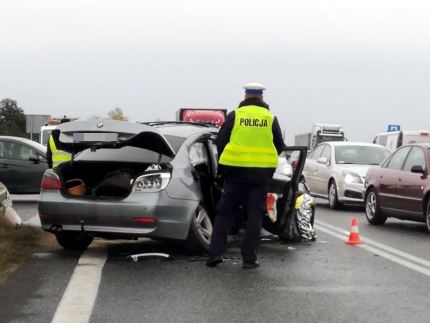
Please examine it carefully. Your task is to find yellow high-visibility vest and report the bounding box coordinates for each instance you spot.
[219,105,279,168]
[49,136,72,168]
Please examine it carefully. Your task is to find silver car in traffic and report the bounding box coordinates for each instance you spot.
[303,142,390,209]
[38,120,308,251]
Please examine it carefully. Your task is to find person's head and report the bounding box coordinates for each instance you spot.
[243,82,266,100]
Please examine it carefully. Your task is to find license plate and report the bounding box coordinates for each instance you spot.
[73,132,118,143]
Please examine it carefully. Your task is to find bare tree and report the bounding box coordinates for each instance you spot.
[107,107,128,121]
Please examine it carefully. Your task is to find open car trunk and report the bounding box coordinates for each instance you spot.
[57,160,170,199]
[53,120,175,200]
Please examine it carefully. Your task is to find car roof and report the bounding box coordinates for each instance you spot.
[403,143,430,148]
[153,123,218,138]
[0,136,47,153]
[323,141,387,148]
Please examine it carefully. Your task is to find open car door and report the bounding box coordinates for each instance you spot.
[263,146,308,241]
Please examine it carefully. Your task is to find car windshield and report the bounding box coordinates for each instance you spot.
[335,145,390,165]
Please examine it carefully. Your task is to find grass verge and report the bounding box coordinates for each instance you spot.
[0,226,52,286]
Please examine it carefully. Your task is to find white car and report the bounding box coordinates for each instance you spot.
[303,142,390,209]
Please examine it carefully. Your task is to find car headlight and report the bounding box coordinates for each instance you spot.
[343,171,362,184]
[132,172,171,192]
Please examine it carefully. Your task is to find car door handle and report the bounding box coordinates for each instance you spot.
[0,164,9,168]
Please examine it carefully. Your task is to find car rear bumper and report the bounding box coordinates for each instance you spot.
[38,189,199,240]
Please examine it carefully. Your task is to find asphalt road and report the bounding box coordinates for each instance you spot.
[2,200,430,323]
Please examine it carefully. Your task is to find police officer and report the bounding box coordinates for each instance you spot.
[207,82,287,269]
[46,117,72,168]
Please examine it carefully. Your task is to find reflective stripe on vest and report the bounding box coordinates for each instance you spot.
[219,105,279,168]
[49,136,72,168]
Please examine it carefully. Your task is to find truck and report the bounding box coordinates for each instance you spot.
[295,123,345,150]
[176,108,227,127]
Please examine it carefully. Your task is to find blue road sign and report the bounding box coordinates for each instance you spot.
[387,124,401,132]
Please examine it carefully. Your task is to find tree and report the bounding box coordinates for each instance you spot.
[0,98,26,137]
[107,107,128,121]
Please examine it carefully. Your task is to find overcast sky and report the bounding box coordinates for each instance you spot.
[1,0,429,143]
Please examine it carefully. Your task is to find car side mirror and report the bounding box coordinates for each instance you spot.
[411,165,426,175]
[29,154,40,164]
[317,157,329,165]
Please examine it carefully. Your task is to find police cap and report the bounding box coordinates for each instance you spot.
[243,82,266,95]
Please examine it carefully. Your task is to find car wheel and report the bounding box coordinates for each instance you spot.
[328,181,341,210]
[365,188,387,225]
[55,232,94,250]
[186,205,213,253]
[425,199,430,233]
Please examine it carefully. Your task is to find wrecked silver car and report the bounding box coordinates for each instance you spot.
[38,120,310,251]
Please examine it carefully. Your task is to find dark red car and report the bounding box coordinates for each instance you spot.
[364,143,430,231]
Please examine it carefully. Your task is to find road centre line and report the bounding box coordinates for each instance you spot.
[315,222,430,277]
[51,247,107,323]
[316,219,430,269]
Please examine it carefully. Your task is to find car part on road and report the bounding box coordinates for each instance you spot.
[365,188,387,225]
[128,253,170,262]
[328,181,342,210]
[55,232,94,250]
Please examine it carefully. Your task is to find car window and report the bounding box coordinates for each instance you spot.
[377,135,388,146]
[163,135,186,153]
[335,146,390,165]
[309,145,325,160]
[320,145,331,162]
[403,147,426,172]
[0,141,33,161]
[386,147,411,170]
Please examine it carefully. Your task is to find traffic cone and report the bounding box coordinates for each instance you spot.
[346,218,362,245]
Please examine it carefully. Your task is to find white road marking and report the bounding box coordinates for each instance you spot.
[23,214,41,228]
[316,220,430,268]
[315,221,430,277]
[51,247,107,323]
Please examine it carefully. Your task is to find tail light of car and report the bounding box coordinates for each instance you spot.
[132,172,171,192]
[41,171,61,190]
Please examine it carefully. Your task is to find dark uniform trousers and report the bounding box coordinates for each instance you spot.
[209,181,267,263]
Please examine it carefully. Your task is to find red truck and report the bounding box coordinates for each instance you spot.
[177,108,227,127]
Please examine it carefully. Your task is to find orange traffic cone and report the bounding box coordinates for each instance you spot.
[346,218,362,245]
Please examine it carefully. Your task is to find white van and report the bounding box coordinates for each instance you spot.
[373,130,430,151]
[40,125,57,146]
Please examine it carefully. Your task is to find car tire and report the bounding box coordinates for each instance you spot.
[185,205,213,253]
[365,188,387,225]
[425,198,430,233]
[328,181,342,210]
[55,232,94,250]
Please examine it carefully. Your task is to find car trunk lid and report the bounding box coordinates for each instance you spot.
[52,120,176,158]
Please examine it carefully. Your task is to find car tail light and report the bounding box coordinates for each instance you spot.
[421,132,429,136]
[134,217,157,224]
[41,171,61,190]
[132,172,171,192]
